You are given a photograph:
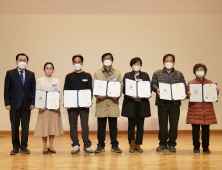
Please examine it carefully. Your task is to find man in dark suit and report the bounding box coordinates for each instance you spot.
[4,53,36,155]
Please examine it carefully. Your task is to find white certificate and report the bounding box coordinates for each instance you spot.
[171,83,186,100]
[159,83,172,100]
[125,78,137,97]
[35,90,46,109]
[203,83,218,102]
[78,89,92,107]
[189,84,203,102]
[107,81,121,97]
[46,91,60,110]
[64,90,78,108]
[137,81,151,98]
[93,80,107,96]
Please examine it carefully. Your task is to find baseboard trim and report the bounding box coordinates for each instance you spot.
[1,130,222,135]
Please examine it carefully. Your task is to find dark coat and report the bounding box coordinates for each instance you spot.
[4,68,36,110]
[121,70,151,118]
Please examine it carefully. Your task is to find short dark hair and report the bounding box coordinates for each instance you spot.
[16,53,29,62]
[101,53,114,61]
[163,54,175,63]
[72,54,84,63]
[130,57,142,67]
[44,62,54,70]
[193,63,207,75]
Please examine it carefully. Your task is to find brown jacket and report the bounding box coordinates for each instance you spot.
[186,78,217,125]
[92,67,123,117]
[151,68,186,106]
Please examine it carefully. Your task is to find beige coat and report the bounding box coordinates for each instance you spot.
[92,67,123,117]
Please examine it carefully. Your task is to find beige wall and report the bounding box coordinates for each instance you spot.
[0,1,222,131]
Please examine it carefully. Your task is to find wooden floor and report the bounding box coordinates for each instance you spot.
[0,133,222,170]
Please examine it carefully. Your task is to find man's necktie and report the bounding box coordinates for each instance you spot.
[20,71,24,86]
[20,71,24,97]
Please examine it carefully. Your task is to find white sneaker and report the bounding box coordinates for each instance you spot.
[71,145,80,154]
[84,147,93,153]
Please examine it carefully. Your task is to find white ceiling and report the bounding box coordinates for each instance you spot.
[0,0,222,14]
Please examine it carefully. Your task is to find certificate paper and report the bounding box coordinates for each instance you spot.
[137,81,151,98]
[93,80,107,96]
[189,84,203,102]
[171,83,186,100]
[64,90,78,108]
[159,83,172,100]
[203,83,218,102]
[107,81,121,97]
[46,91,60,110]
[78,90,92,107]
[125,78,137,97]
[35,90,46,109]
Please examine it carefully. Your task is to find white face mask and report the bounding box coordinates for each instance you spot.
[18,62,27,69]
[103,60,112,66]
[196,71,205,78]
[164,62,173,69]
[132,65,141,71]
[73,64,82,71]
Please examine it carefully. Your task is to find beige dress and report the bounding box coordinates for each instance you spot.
[34,76,64,137]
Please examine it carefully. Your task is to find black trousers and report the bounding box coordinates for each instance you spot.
[192,124,210,149]
[10,99,31,148]
[158,103,180,146]
[128,101,145,145]
[68,108,92,148]
[97,117,118,147]
[128,118,145,145]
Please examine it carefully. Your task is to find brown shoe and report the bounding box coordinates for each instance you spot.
[129,140,135,153]
[135,145,143,153]
[43,148,49,154]
[48,148,56,154]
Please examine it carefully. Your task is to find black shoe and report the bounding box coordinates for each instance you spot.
[111,146,122,153]
[169,146,176,152]
[203,148,210,154]
[20,147,30,154]
[156,145,168,151]
[10,148,19,155]
[194,148,200,153]
[94,145,105,153]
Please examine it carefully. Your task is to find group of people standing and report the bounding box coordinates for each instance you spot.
[4,53,219,155]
